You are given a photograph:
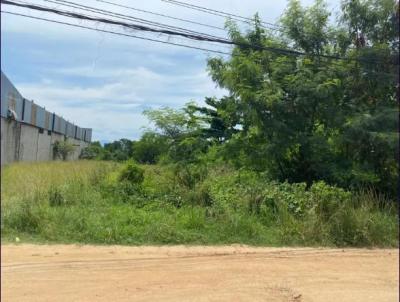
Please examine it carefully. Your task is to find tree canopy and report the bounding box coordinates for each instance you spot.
[81,0,398,197]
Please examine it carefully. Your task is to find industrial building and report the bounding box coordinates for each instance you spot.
[1,71,92,165]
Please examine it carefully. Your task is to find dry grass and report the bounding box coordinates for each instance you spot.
[1,160,118,204]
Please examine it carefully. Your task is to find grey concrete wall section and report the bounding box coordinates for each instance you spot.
[36,131,52,161]
[19,124,39,162]
[66,137,88,160]
[78,140,89,159]
[1,118,20,165]
[1,117,90,165]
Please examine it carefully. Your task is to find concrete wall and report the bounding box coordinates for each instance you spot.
[66,137,84,160]
[19,124,39,162]
[1,117,89,165]
[1,71,92,165]
[1,117,20,165]
[36,131,52,161]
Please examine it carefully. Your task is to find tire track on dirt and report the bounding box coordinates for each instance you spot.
[2,245,397,302]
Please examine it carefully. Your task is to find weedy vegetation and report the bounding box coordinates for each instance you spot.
[1,161,397,247]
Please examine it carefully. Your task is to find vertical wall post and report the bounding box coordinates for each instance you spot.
[52,113,55,131]
[21,98,26,121]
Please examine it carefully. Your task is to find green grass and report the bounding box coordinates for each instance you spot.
[1,161,118,205]
[1,161,398,247]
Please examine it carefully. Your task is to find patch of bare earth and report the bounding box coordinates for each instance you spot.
[1,244,398,302]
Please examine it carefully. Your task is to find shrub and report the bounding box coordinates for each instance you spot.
[53,140,75,160]
[309,181,352,220]
[132,132,167,164]
[173,163,208,189]
[79,142,103,160]
[105,181,148,206]
[118,161,144,184]
[260,182,309,217]
[185,182,212,207]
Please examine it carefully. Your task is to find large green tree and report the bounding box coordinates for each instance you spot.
[202,0,398,195]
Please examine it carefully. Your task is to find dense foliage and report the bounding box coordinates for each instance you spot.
[53,140,75,161]
[80,0,398,198]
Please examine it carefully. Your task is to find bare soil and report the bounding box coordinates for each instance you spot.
[1,244,398,302]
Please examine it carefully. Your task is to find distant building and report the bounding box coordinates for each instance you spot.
[1,71,92,165]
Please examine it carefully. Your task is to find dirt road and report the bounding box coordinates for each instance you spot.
[1,244,398,302]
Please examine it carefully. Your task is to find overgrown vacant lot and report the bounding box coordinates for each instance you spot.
[1,161,398,247]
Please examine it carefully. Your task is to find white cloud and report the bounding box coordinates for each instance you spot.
[54,65,164,80]
[15,65,225,141]
[1,0,339,142]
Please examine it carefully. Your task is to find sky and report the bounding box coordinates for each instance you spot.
[1,0,340,143]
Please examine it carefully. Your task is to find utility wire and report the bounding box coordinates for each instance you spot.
[1,10,231,55]
[93,0,225,31]
[3,0,396,65]
[122,1,398,58]
[43,0,232,50]
[162,0,397,55]
[42,0,230,42]
[161,0,283,31]
[3,0,230,43]
[2,10,397,77]
[35,0,231,53]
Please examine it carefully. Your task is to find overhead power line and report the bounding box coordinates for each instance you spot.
[93,0,225,31]
[42,0,233,50]
[1,10,231,55]
[161,0,283,31]
[42,0,230,43]
[3,0,230,43]
[2,0,398,66]
[1,10,397,77]
[161,0,395,55]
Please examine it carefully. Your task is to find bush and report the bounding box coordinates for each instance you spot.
[132,132,167,164]
[118,161,145,184]
[79,142,103,160]
[173,163,208,189]
[309,181,352,220]
[53,140,75,160]
[184,182,212,207]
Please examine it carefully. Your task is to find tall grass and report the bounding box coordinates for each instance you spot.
[1,161,398,247]
[1,161,118,204]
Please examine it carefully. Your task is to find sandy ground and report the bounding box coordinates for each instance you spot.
[1,244,398,302]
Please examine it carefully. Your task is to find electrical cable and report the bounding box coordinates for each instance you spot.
[1,10,231,55]
[3,0,396,65]
[3,10,397,78]
[42,0,230,42]
[93,0,225,31]
[161,0,283,31]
